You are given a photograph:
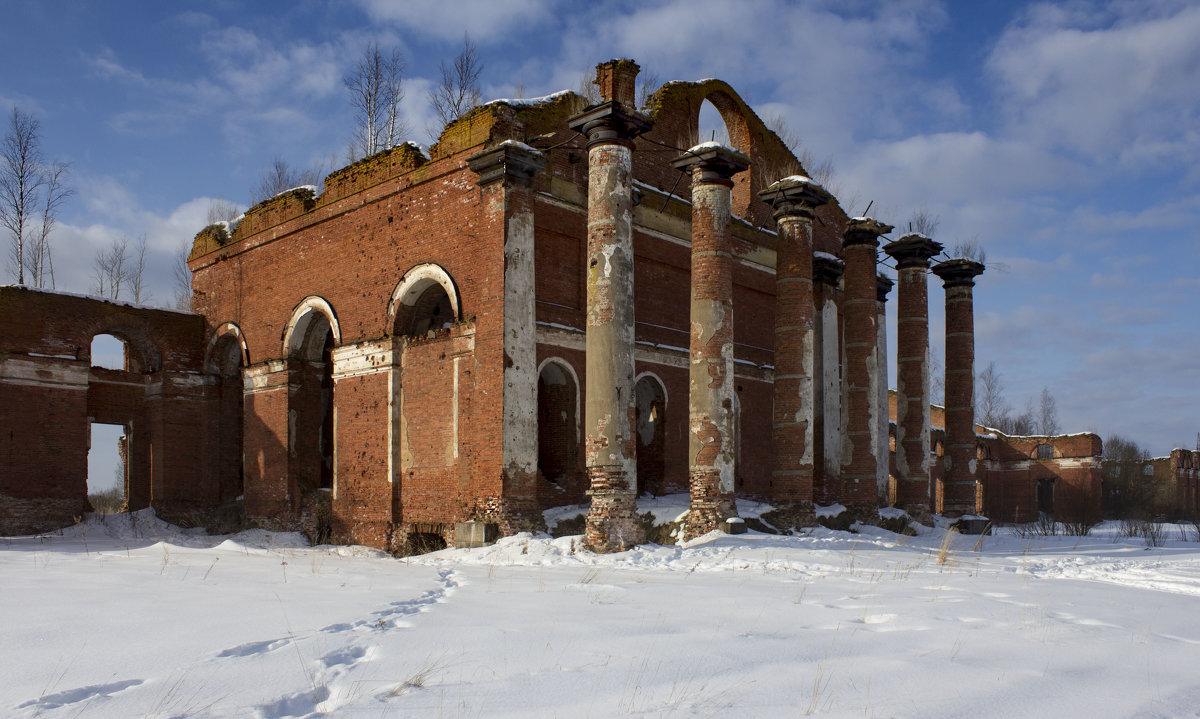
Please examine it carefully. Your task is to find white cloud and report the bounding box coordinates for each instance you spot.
[986,2,1200,166]
[354,0,558,43]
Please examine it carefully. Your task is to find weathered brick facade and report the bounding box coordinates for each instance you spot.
[4,59,1128,546]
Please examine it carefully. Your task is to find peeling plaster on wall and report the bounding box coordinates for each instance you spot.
[503,210,537,475]
[920,345,932,475]
[875,314,890,495]
[821,297,841,478]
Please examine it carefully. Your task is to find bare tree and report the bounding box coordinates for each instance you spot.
[1038,386,1060,436]
[977,361,1009,430]
[344,42,406,160]
[636,70,660,110]
[578,69,602,105]
[930,354,945,406]
[250,157,320,205]
[29,161,71,289]
[1,107,43,285]
[206,199,241,225]
[92,235,130,300]
[906,208,940,237]
[429,34,483,129]
[760,113,854,208]
[173,242,193,311]
[128,234,149,304]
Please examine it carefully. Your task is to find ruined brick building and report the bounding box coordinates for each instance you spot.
[4,60,1133,549]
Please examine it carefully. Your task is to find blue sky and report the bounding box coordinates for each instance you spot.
[3,0,1198,468]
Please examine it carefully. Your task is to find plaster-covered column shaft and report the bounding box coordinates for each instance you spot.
[932,258,985,516]
[875,274,894,501]
[467,141,546,531]
[568,60,651,552]
[841,219,892,514]
[759,177,832,516]
[882,234,943,516]
[673,145,748,538]
[812,255,844,505]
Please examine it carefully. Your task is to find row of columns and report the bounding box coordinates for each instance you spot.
[567,61,985,550]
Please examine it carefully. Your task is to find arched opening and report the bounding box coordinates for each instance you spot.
[537,360,578,485]
[208,329,247,501]
[635,374,667,496]
[88,422,126,513]
[697,99,731,147]
[390,264,461,338]
[91,334,129,371]
[286,302,338,494]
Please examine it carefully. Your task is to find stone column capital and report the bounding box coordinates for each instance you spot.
[467,141,546,188]
[883,233,943,268]
[844,217,893,248]
[567,102,652,147]
[813,254,844,286]
[758,176,832,221]
[672,144,749,185]
[876,273,894,302]
[932,258,985,288]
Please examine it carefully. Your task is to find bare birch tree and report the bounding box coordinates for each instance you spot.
[128,234,148,304]
[977,361,1009,429]
[92,235,130,300]
[429,34,483,128]
[1038,386,1060,436]
[344,43,406,160]
[1,107,43,286]
[29,161,71,288]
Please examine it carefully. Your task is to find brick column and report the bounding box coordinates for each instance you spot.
[812,254,844,505]
[875,273,894,500]
[568,60,651,552]
[932,258,984,516]
[882,234,943,516]
[758,177,831,520]
[841,219,892,516]
[672,144,749,539]
[468,142,547,532]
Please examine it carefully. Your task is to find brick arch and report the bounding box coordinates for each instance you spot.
[387,263,463,337]
[644,78,846,237]
[85,323,159,373]
[204,322,249,376]
[282,296,341,361]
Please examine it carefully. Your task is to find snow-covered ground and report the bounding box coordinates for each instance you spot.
[4,498,1200,718]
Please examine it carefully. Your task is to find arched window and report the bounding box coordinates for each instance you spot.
[635,374,667,496]
[389,263,461,338]
[537,359,579,485]
[284,299,339,492]
[206,324,248,501]
[1034,443,1055,460]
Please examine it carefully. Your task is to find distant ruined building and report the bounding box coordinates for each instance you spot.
[7,60,1189,547]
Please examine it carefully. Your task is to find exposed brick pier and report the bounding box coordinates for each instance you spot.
[568,60,651,552]
[758,176,831,520]
[841,218,893,517]
[883,234,943,516]
[673,144,749,539]
[932,258,985,515]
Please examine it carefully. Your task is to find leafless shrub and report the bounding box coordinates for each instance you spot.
[89,485,125,514]
[905,208,940,237]
[250,157,321,205]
